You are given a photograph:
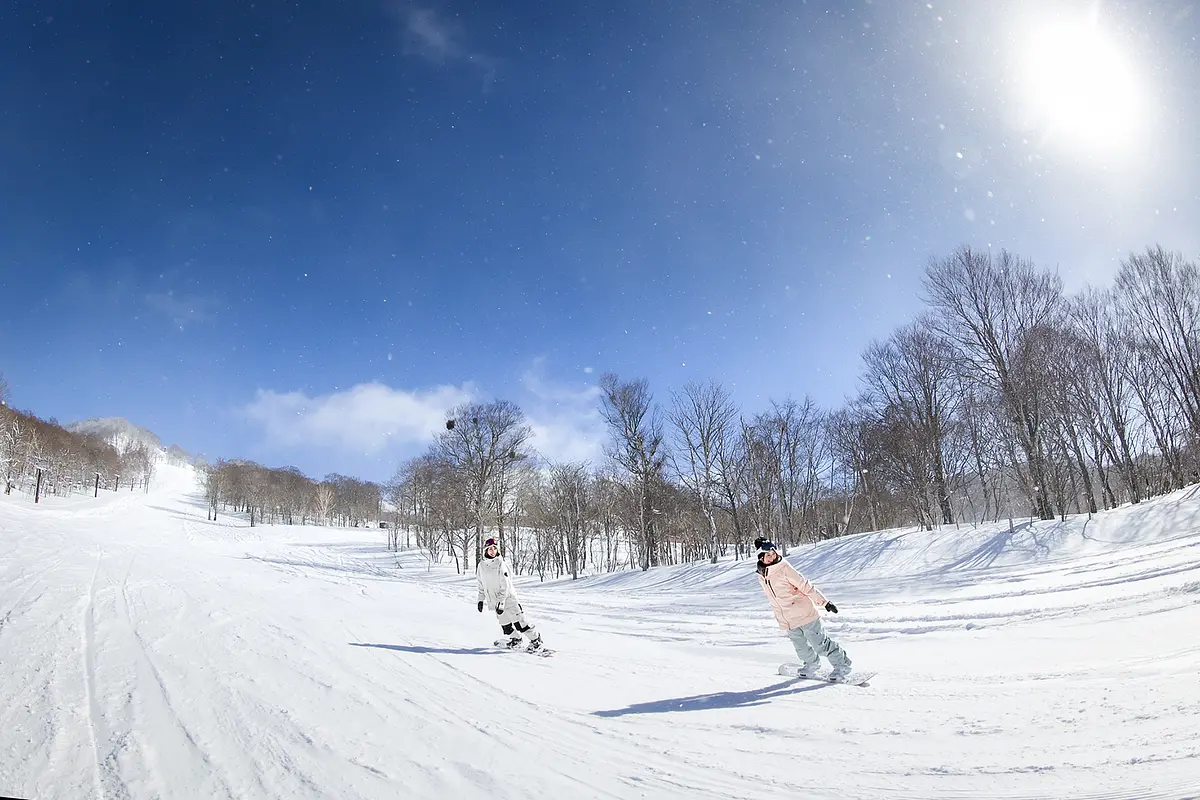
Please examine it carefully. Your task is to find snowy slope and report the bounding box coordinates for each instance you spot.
[1,465,1198,800]
[65,417,163,453]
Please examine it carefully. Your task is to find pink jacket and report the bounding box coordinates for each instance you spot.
[758,558,828,630]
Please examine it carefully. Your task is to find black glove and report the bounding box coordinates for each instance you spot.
[496,604,505,615]
[825,601,838,614]
[477,601,484,613]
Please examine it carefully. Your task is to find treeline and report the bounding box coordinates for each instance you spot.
[387,392,862,577]
[388,244,1200,578]
[0,392,158,497]
[10,243,1196,580]
[201,460,382,528]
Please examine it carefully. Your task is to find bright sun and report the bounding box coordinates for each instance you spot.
[1020,15,1142,153]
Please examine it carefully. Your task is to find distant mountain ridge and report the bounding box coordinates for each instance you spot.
[67,417,163,452]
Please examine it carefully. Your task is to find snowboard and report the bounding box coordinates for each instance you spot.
[778,663,875,686]
[494,639,555,658]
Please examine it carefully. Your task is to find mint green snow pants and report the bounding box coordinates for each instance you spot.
[787,618,851,672]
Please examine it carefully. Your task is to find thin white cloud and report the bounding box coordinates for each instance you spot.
[243,367,606,468]
[406,8,460,62]
[398,5,497,86]
[244,382,475,455]
[521,362,607,465]
[144,291,218,328]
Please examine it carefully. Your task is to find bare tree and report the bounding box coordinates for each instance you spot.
[748,398,827,547]
[739,417,779,546]
[668,381,738,563]
[392,454,452,569]
[924,246,1064,520]
[712,417,751,558]
[862,317,962,525]
[1124,337,1189,492]
[1114,246,1200,486]
[592,468,626,572]
[1068,288,1143,504]
[544,462,591,579]
[437,400,534,571]
[204,460,224,520]
[1,410,22,495]
[599,373,667,570]
[826,401,886,533]
[118,442,155,493]
[312,481,335,526]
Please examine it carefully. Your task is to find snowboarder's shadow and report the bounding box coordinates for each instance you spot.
[592,678,830,717]
[349,642,494,656]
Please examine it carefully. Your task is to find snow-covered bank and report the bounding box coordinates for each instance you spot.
[1,463,1198,799]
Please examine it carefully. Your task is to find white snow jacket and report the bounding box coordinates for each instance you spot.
[476,553,520,613]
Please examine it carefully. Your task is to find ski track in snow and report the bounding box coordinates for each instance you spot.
[82,550,107,800]
[2,463,1200,799]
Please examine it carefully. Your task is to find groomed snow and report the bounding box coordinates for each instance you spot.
[2,463,1198,799]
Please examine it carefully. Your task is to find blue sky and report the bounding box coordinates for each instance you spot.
[1,0,1197,481]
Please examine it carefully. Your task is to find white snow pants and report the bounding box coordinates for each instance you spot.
[497,603,538,641]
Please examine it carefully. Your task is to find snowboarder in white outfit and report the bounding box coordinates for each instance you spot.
[476,537,544,652]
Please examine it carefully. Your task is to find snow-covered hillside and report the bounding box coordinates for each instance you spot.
[66,417,163,453]
[1,463,1198,799]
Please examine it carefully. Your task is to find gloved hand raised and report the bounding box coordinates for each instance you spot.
[825,601,838,614]
[477,601,484,613]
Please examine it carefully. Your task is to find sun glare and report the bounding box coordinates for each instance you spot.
[1020,15,1142,154]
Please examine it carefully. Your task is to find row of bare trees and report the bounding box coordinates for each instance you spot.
[201,459,382,528]
[0,396,157,498]
[384,401,536,572]
[10,243,1196,576]
[850,244,1200,530]
[386,388,853,576]
[384,244,1200,579]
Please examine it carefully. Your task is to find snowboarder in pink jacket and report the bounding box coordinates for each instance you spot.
[755,537,852,679]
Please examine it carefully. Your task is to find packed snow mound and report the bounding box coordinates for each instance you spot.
[0,463,1197,799]
[67,416,162,452]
